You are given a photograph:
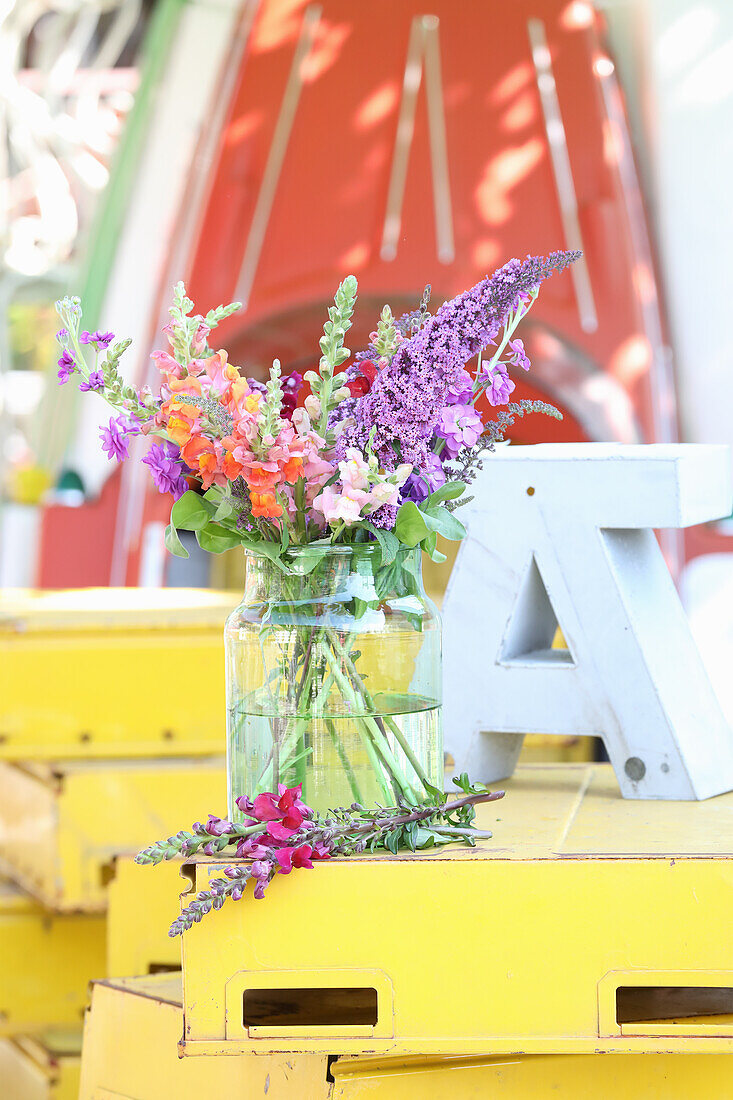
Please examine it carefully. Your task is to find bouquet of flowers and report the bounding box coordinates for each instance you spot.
[56,249,579,814]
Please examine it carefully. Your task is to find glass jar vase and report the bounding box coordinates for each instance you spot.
[225,546,442,817]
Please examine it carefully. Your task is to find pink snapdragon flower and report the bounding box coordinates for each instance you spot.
[339,448,371,491]
[314,484,370,525]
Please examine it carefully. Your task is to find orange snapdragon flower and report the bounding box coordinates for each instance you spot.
[281,456,304,483]
[180,436,239,491]
[250,491,282,518]
[243,464,281,491]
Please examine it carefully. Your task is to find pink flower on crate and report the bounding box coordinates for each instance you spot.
[275,844,316,874]
[250,859,274,881]
[204,814,232,837]
[251,784,310,833]
[235,839,270,859]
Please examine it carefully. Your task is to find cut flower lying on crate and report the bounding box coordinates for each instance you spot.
[135,775,505,936]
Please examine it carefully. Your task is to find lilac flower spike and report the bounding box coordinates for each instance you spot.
[142,440,189,499]
[340,250,580,477]
[99,415,140,462]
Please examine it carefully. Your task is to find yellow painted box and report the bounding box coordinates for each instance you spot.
[330,1052,733,1097]
[0,880,105,1035]
[0,1031,81,1100]
[78,974,329,1100]
[106,856,186,977]
[180,764,733,1057]
[0,588,236,759]
[0,757,225,911]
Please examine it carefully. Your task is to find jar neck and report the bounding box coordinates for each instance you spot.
[242,545,424,603]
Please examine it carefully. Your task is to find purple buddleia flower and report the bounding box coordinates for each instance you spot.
[56,328,68,342]
[508,338,530,371]
[80,330,115,348]
[99,415,140,462]
[436,404,483,458]
[57,349,75,384]
[402,452,447,503]
[445,368,473,404]
[142,440,189,499]
[336,250,580,524]
[79,370,105,392]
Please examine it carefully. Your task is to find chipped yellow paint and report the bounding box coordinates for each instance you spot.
[0,588,236,759]
[180,765,733,1056]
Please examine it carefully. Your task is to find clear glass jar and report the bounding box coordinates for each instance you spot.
[225,545,442,817]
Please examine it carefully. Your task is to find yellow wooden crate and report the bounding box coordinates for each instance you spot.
[180,764,733,1057]
[0,1031,81,1100]
[106,857,184,977]
[331,1052,733,1097]
[0,588,236,760]
[0,880,105,1035]
[0,757,225,911]
[78,974,329,1099]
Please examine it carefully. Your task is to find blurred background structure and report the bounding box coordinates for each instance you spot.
[1,0,731,592]
[1,4,732,1091]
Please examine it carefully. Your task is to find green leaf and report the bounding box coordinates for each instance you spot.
[421,505,467,542]
[248,540,288,572]
[426,481,467,506]
[196,523,242,554]
[385,829,401,855]
[423,530,447,563]
[395,501,430,547]
[423,781,447,806]
[171,490,214,532]
[164,524,189,559]
[286,545,329,575]
[373,526,400,566]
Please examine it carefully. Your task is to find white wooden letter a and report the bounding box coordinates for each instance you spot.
[442,444,733,799]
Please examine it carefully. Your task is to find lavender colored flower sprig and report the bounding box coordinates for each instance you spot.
[337,250,580,526]
[340,251,579,470]
[135,777,505,937]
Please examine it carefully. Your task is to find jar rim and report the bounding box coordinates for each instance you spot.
[242,543,417,559]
